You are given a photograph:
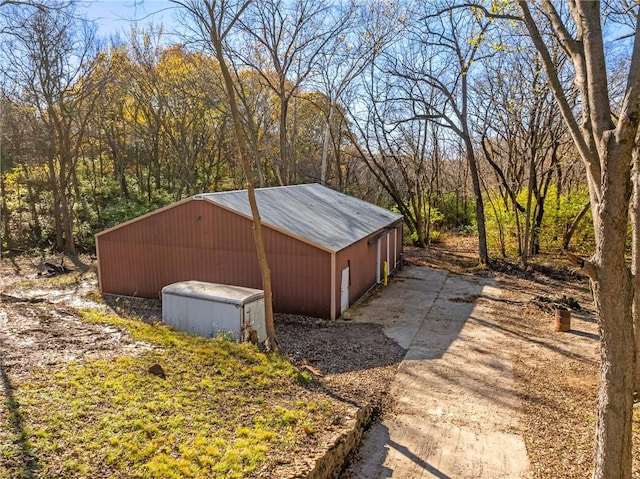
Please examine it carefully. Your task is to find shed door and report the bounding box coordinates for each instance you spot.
[376,239,381,283]
[393,228,397,270]
[377,233,391,283]
[340,266,350,314]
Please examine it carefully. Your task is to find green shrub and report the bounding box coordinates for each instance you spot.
[484,186,593,257]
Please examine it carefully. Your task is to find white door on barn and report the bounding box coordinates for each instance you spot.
[376,233,391,283]
[376,239,381,283]
[340,266,350,314]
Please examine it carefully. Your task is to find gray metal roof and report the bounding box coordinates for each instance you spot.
[195,183,402,253]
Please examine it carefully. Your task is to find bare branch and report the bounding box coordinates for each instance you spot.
[566,251,598,280]
[616,13,640,143]
[517,0,602,202]
[422,2,521,23]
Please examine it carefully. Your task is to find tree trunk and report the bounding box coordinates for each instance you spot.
[48,155,64,251]
[531,196,545,256]
[587,136,635,479]
[563,201,590,250]
[21,167,42,246]
[516,3,640,474]
[631,151,640,395]
[513,197,523,257]
[486,191,506,257]
[411,192,427,247]
[278,88,288,186]
[59,187,76,255]
[0,170,10,254]
[251,142,266,188]
[522,153,535,268]
[320,101,333,185]
[289,94,299,184]
[531,165,554,256]
[465,138,489,264]
[554,153,563,241]
[591,201,635,479]
[205,3,278,350]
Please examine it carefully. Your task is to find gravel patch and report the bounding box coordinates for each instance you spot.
[276,314,406,418]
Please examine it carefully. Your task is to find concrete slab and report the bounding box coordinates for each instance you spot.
[346,266,531,479]
[354,418,529,479]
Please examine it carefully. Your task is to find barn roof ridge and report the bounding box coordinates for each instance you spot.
[195,182,311,197]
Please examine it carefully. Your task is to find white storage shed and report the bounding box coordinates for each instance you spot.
[161,281,266,343]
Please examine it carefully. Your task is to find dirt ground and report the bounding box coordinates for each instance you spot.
[1,240,639,478]
[0,260,153,382]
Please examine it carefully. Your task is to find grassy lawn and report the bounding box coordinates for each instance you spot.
[0,308,341,479]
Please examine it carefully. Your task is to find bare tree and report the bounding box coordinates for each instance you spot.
[235,0,347,185]
[0,0,44,5]
[476,41,577,263]
[3,1,101,253]
[350,45,441,247]
[631,143,640,399]
[172,0,278,349]
[511,2,640,478]
[229,63,279,188]
[393,0,494,264]
[0,1,72,34]
[0,0,68,257]
[310,0,387,188]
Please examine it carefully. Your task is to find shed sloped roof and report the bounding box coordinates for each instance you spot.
[162,281,264,304]
[197,183,402,253]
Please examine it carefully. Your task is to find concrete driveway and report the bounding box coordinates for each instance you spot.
[344,266,531,479]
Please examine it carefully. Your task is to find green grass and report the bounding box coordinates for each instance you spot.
[1,309,333,479]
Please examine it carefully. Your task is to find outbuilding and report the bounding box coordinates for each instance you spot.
[96,183,403,320]
[161,281,266,342]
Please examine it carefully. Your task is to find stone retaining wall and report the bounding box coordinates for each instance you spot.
[305,403,373,479]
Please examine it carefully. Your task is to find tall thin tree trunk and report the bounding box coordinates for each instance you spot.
[251,143,265,188]
[488,193,506,257]
[563,201,590,250]
[517,3,640,473]
[631,149,640,395]
[207,5,278,349]
[0,170,10,253]
[48,155,64,251]
[290,94,299,184]
[515,204,523,257]
[21,166,42,246]
[465,139,488,264]
[60,189,76,255]
[522,154,535,268]
[531,197,545,255]
[320,102,334,185]
[278,89,288,186]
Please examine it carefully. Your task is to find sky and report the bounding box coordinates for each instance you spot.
[79,1,177,38]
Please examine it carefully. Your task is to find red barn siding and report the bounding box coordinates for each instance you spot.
[267,234,331,318]
[332,222,403,316]
[97,199,331,318]
[335,241,376,312]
